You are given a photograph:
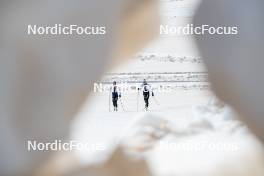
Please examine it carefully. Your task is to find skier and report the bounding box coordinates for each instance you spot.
[111,81,121,111]
[138,79,154,111]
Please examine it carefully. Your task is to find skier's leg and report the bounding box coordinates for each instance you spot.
[145,97,149,110]
[143,92,147,109]
[144,97,148,110]
[115,100,118,111]
[112,100,114,111]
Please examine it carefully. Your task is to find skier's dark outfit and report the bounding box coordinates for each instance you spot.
[140,80,154,110]
[143,91,150,108]
[112,90,118,109]
[111,82,121,111]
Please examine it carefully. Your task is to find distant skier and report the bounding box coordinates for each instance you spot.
[111,81,121,111]
[138,79,154,111]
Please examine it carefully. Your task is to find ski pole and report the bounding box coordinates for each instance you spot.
[137,89,139,112]
[152,96,160,105]
[109,89,111,112]
[119,98,126,112]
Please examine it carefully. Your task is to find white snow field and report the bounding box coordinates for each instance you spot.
[70,57,264,175]
[70,0,264,175]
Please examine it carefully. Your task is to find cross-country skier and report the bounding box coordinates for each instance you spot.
[111,81,121,111]
[138,79,154,111]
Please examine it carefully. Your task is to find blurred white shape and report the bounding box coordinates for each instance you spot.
[194,0,264,142]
